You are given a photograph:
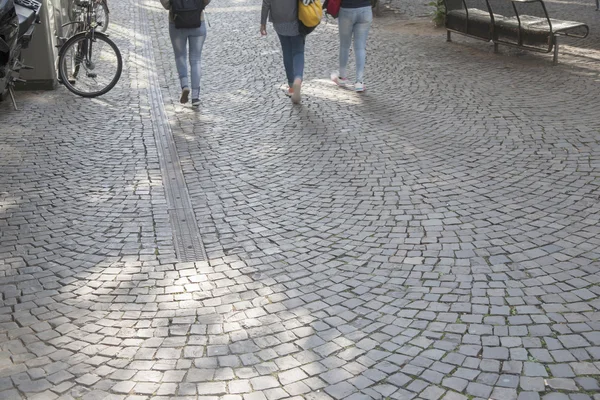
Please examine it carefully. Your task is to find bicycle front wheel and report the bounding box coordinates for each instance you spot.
[95,0,109,32]
[58,32,122,98]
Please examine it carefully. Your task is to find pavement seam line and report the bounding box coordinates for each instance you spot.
[138,1,207,262]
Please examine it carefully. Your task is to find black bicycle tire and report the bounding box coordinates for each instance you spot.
[67,0,76,22]
[372,0,381,16]
[58,32,122,98]
[0,83,9,102]
[57,39,81,84]
[96,1,109,33]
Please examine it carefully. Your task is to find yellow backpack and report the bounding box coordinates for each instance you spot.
[298,0,323,32]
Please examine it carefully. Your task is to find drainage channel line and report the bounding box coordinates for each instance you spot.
[138,4,207,262]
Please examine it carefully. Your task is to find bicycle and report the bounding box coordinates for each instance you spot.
[58,0,121,97]
[68,0,109,33]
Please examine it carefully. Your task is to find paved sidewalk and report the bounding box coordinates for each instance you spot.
[1,0,599,399]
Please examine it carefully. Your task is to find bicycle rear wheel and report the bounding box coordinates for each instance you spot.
[371,0,381,16]
[58,31,122,98]
[95,0,109,32]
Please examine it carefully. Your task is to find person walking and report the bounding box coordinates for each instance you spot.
[260,0,305,104]
[331,0,372,92]
[161,0,210,107]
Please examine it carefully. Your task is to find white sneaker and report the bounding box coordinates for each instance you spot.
[291,78,302,104]
[285,85,293,97]
[331,71,350,88]
[355,82,365,92]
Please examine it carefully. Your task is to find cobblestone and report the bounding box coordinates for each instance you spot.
[1,0,600,397]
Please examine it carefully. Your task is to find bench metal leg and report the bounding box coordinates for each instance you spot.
[447,30,451,42]
[553,35,559,65]
[596,0,599,10]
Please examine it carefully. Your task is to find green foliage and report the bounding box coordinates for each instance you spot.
[428,0,445,27]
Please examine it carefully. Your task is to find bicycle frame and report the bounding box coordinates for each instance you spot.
[60,0,100,40]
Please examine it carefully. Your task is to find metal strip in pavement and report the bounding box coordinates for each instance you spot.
[138,5,207,262]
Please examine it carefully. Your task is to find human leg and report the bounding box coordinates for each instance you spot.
[169,23,190,90]
[353,6,373,84]
[278,34,295,87]
[188,23,207,101]
[290,34,305,82]
[337,8,355,79]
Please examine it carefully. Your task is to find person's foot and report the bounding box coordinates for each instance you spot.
[180,87,190,104]
[191,98,200,108]
[355,82,365,92]
[331,71,349,88]
[291,78,302,104]
[285,86,293,97]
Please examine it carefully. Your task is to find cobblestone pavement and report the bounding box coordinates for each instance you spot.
[1,0,600,398]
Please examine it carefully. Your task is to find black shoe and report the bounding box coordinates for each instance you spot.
[180,87,190,104]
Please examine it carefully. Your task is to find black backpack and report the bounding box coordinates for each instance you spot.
[171,0,205,29]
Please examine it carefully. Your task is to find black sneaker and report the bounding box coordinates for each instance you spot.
[180,87,190,104]
[191,98,200,108]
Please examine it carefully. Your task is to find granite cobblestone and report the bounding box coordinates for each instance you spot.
[0,0,599,397]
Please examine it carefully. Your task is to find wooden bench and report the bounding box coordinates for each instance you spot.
[444,0,590,64]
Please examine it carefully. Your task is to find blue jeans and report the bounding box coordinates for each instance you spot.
[277,34,305,87]
[169,22,207,99]
[338,6,372,83]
